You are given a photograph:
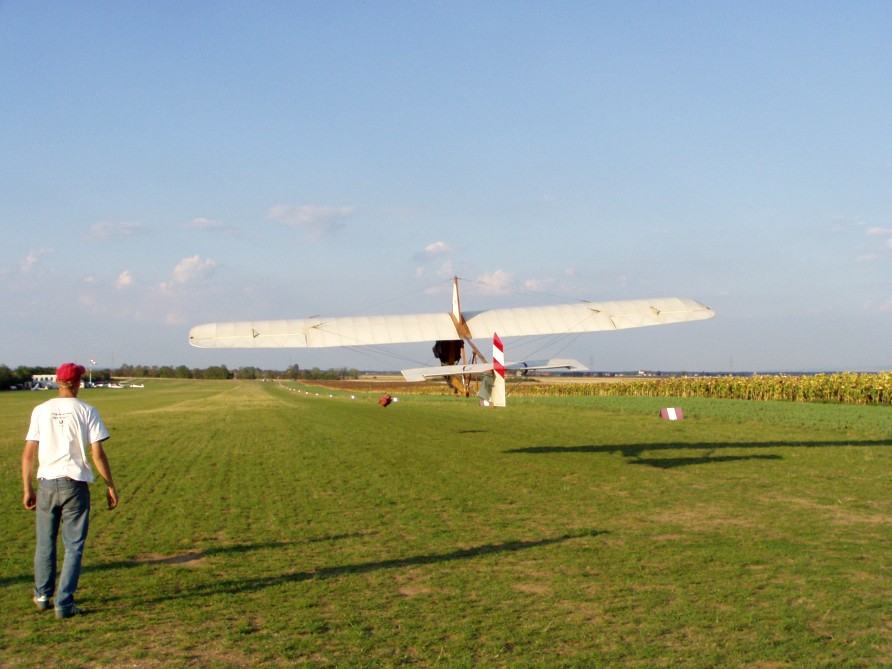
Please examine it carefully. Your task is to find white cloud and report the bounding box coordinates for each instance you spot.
[185,217,221,229]
[839,223,892,259]
[172,255,217,284]
[416,241,454,260]
[116,271,135,288]
[86,220,144,242]
[861,227,892,255]
[267,204,354,242]
[436,260,455,279]
[414,241,457,280]
[466,273,558,297]
[184,217,237,235]
[20,248,52,272]
[474,270,514,295]
[522,277,554,292]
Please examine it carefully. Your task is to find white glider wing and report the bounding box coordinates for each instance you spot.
[189,313,459,349]
[189,297,714,349]
[463,297,714,338]
[401,358,588,382]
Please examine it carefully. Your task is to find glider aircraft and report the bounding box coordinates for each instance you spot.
[189,277,715,406]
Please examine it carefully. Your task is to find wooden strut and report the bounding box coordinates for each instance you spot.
[448,277,487,396]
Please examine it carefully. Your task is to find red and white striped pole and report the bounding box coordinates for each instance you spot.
[491,332,506,407]
[493,332,505,380]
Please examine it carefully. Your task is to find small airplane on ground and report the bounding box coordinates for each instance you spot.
[189,277,715,406]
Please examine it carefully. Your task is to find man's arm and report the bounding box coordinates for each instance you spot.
[22,440,38,510]
[90,441,119,510]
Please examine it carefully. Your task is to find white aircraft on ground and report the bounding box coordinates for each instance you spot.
[188,277,715,407]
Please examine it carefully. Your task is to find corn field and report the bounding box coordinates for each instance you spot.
[513,372,892,405]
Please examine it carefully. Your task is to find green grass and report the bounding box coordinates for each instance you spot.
[1,380,890,667]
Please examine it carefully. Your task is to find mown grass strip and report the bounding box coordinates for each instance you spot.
[1,380,889,667]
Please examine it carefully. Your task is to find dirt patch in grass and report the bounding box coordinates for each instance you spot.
[652,504,756,532]
[398,584,433,597]
[776,496,892,526]
[511,582,552,595]
[136,551,206,567]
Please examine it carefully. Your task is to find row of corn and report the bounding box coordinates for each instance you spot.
[512,372,892,405]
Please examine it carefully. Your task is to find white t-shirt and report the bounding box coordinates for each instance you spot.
[26,397,110,483]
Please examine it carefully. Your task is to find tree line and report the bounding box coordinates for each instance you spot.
[0,364,360,390]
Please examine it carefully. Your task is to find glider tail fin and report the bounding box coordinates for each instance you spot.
[452,276,461,323]
[479,332,507,407]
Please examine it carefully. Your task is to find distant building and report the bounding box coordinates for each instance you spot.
[31,374,58,390]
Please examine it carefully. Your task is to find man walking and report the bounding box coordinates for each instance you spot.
[21,363,119,619]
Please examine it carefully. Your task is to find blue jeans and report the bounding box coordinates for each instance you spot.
[34,478,91,613]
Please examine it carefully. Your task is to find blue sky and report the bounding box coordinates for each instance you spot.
[2,1,890,373]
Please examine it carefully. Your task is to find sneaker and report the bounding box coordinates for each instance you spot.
[33,595,51,612]
[55,605,83,619]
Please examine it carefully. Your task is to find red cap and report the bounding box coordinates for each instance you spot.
[56,363,86,383]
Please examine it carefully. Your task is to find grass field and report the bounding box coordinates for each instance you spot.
[1,380,890,668]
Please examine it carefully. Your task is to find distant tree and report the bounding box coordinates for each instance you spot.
[0,365,14,389]
[92,369,112,383]
[0,362,362,385]
[14,366,34,385]
[204,365,231,380]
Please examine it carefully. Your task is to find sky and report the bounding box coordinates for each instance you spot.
[2,1,890,373]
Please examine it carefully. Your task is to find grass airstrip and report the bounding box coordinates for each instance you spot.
[0,379,889,668]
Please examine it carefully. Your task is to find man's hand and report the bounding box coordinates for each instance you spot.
[106,486,119,510]
[22,440,37,510]
[90,442,118,510]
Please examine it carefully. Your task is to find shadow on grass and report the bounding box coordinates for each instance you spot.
[133,533,367,564]
[506,439,891,468]
[631,454,783,469]
[1,531,605,598]
[136,529,605,603]
[0,533,365,590]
